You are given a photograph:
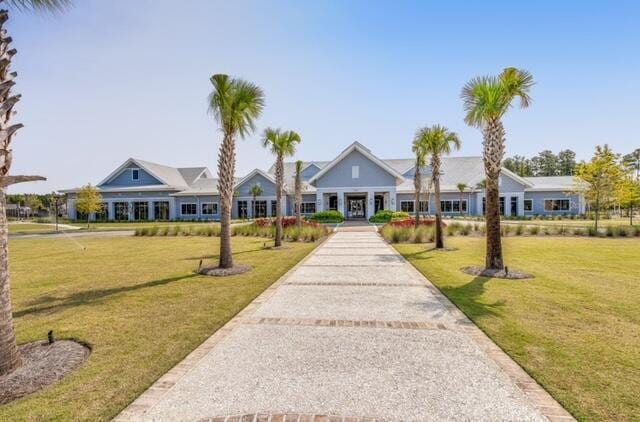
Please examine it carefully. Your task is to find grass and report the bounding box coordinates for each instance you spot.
[8,223,58,234]
[447,216,639,229]
[1,235,319,420]
[394,237,640,421]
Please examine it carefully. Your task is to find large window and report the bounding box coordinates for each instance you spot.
[154,201,170,220]
[181,203,197,216]
[95,202,109,221]
[238,200,248,219]
[201,203,218,215]
[253,200,267,218]
[400,200,414,213]
[301,202,316,214]
[544,199,570,211]
[418,200,429,213]
[133,202,149,220]
[114,202,129,221]
[440,200,467,213]
[524,199,533,212]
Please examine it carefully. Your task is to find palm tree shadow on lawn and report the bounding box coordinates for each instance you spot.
[15,273,200,318]
[403,249,505,319]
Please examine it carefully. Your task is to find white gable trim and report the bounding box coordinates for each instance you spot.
[308,141,405,185]
[98,158,168,187]
[234,168,276,189]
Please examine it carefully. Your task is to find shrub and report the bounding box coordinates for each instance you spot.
[460,224,471,236]
[515,224,524,236]
[308,210,344,223]
[632,226,640,237]
[388,218,445,228]
[501,225,512,236]
[572,227,584,236]
[368,210,395,223]
[587,226,598,237]
[606,226,615,237]
[528,225,540,235]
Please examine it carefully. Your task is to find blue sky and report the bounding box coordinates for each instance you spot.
[9,0,640,193]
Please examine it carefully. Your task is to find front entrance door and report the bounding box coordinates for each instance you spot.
[374,195,384,213]
[347,197,365,218]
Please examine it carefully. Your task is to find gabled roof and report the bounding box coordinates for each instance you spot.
[307,141,406,185]
[97,158,189,188]
[178,167,208,185]
[233,168,276,189]
[524,176,578,191]
[501,167,534,188]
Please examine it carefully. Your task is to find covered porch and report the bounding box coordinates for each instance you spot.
[316,189,396,219]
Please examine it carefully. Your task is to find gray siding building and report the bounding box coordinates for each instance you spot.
[62,142,585,221]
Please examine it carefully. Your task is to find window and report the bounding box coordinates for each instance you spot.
[131,168,140,181]
[482,197,504,215]
[252,200,267,218]
[154,201,170,220]
[271,200,277,216]
[352,165,359,179]
[201,203,218,215]
[400,200,414,213]
[96,202,109,221]
[418,200,429,213]
[238,200,248,219]
[329,195,338,211]
[440,201,452,213]
[301,202,316,214]
[544,199,570,211]
[133,202,149,220]
[114,202,129,221]
[524,199,533,212]
[181,203,197,216]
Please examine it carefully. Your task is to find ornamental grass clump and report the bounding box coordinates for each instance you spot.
[515,224,525,236]
[528,225,540,235]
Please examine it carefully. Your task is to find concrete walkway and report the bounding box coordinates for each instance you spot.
[118,226,573,421]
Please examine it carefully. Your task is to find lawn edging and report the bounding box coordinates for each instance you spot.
[389,240,576,422]
[114,233,332,421]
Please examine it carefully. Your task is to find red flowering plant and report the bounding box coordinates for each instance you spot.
[388,218,446,228]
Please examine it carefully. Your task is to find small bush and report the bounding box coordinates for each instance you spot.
[368,210,395,223]
[515,224,524,236]
[528,225,540,235]
[460,224,471,236]
[632,226,640,237]
[606,226,615,237]
[587,226,598,237]
[308,210,344,223]
[573,227,585,236]
[501,225,512,236]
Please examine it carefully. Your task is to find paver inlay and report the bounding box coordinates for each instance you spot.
[121,226,574,421]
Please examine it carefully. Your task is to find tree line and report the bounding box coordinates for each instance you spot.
[503,149,577,176]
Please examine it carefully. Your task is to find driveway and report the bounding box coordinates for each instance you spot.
[118,226,573,421]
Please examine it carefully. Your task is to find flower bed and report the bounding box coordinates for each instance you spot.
[388,218,446,227]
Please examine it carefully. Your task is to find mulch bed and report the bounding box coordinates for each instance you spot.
[461,266,534,280]
[197,264,251,277]
[0,340,90,405]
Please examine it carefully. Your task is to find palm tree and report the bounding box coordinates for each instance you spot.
[209,74,264,269]
[249,184,263,218]
[415,125,461,249]
[0,0,68,376]
[411,139,428,226]
[294,160,303,228]
[262,128,301,247]
[462,67,534,270]
[456,183,467,216]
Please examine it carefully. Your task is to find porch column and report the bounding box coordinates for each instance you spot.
[518,194,525,217]
[504,194,511,217]
[389,188,396,211]
[316,191,324,212]
[366,190,375,219]
[148,200,155,220]
[128,201,133,221]
[108,202,115,221]
[169,198,177,220]
[476,192,484,215]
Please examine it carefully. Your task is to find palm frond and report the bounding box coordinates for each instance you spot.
[208,74,264,139]
[4,0,70,12]
[461,76,510,127]
[500,67,534,109]
[261,128,301,158]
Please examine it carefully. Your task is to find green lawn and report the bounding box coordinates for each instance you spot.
[1,235,319,420]
[395,237,640,421]
[8,223,58,234]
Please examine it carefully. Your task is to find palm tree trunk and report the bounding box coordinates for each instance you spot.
[295,178,302,229]
[483,119,506,270]
[275,155,283,247]
[217,133,235,268]
[432,156,444,249]
[0,187,21,376]
[414,166,421,226]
